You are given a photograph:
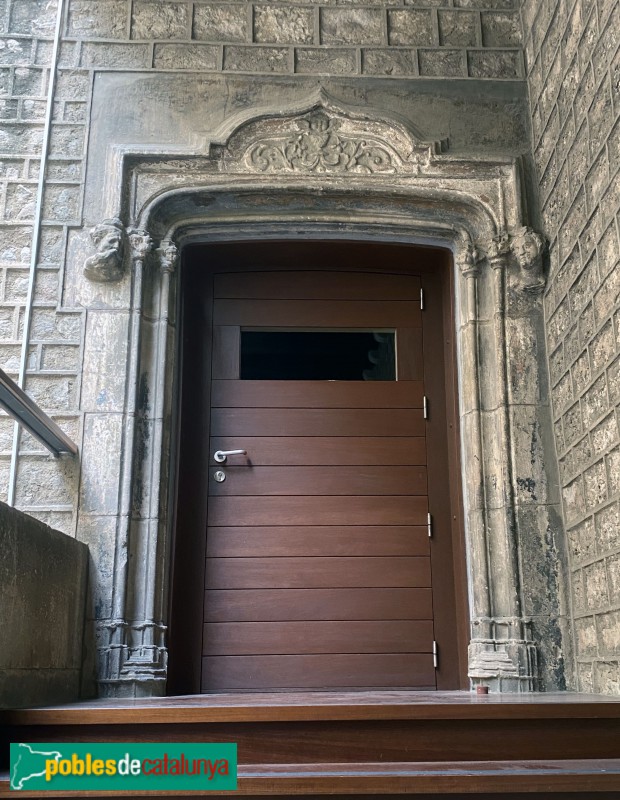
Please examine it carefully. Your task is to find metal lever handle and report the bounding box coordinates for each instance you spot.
[214,449,247,463]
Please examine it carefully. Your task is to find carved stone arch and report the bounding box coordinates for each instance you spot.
[86,94,558,697]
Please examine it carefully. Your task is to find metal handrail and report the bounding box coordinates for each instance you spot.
[0,368,77,457]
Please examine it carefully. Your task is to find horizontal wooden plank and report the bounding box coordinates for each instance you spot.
[211,380,424,408]
[208,495,428,526]
[203,620,434,656]
[214,271,421,300]
[209,466,428,496]
[211,408,426,437]
[213,299,421,328]
[204,588,434,622]
[206,526,431,557]
[205,556,432,589]
[201,653,436,690]
[209,436,426,466]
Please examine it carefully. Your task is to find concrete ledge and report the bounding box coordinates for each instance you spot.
[0,501,88,709]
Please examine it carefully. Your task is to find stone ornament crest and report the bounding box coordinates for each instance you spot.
[247,111,397,175]
[220,91,444,177]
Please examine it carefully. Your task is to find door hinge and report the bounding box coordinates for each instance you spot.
[433,640,438,669]
[423,395,428,419]
[427,512,432,538]
[420,287,425,310]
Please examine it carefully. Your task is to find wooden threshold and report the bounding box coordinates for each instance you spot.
[3,690,620,726]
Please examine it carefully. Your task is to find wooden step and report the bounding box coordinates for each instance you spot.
[1,760,620,797]
[2,691,619,797]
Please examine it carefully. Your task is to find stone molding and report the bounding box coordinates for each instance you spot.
[81,92,559,697]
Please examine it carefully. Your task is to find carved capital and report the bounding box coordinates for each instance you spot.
[456,233,483,278]
[157,239,178,274]
[483,232,512,268]
[127,228,153,262]
[511,226,546,292]
[83,218,125,282]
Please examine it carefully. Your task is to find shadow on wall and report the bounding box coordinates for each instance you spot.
[0,502,88,709]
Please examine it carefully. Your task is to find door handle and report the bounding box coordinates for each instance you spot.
[213,449,247,463]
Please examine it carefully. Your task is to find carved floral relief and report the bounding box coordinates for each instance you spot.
[245,111,400,175]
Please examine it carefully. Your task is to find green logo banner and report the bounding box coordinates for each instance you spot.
[10,743,237,792]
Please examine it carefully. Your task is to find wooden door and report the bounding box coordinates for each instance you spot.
[201,269,437,692]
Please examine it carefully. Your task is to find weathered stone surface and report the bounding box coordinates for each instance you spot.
[9,0,57,36]
[418,48,465,76]
[12,66,42,97]
[454,0,515,6]
[0,37,32,65]
[568,516,596,564]
[480,10,521,46]
[609,551,620,602]
[80,42,151,68]
[193,3,248,42]
[255,6,314,45]
[0,501,87,708]
[68,1,128,39]
[574,616,597,656]
[224,45,289,72]
[55,71,90,101]
[388,9,435,46]
[593,660,620,694]
[584,559,609,609]
[41,343,80,371]
[320,8,384,45]
[154,43,219,70]
[0,123,44,155]
[438,10,477,46]
[77,514,116,619]
[132,2,189,41]
[81,311,129,413]
[31,308,81,342]
[362,48,416,76]
[79,413,123,514]
[14,455,79,506]
[42,184,80,221]
[4,183,36,220]
[591,413,618,457]
[294,47,356,75]
[468,48,522,78]
[49,125,85,157]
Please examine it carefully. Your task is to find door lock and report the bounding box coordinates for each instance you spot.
[213,470,226,483]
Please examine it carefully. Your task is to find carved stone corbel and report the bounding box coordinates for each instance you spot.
[510,226,546,292]
[83,217,126,282]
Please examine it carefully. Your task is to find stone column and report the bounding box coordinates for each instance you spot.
[456,232,492,636]
[467,232,538,692]
[117,238,177,697]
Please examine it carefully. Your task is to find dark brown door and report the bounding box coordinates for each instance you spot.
[202,269,437,692]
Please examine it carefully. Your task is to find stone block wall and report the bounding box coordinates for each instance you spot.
[65,1,524,80]
[521,0,620,693]
[0,500,88,708]
[0,0,82,534]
